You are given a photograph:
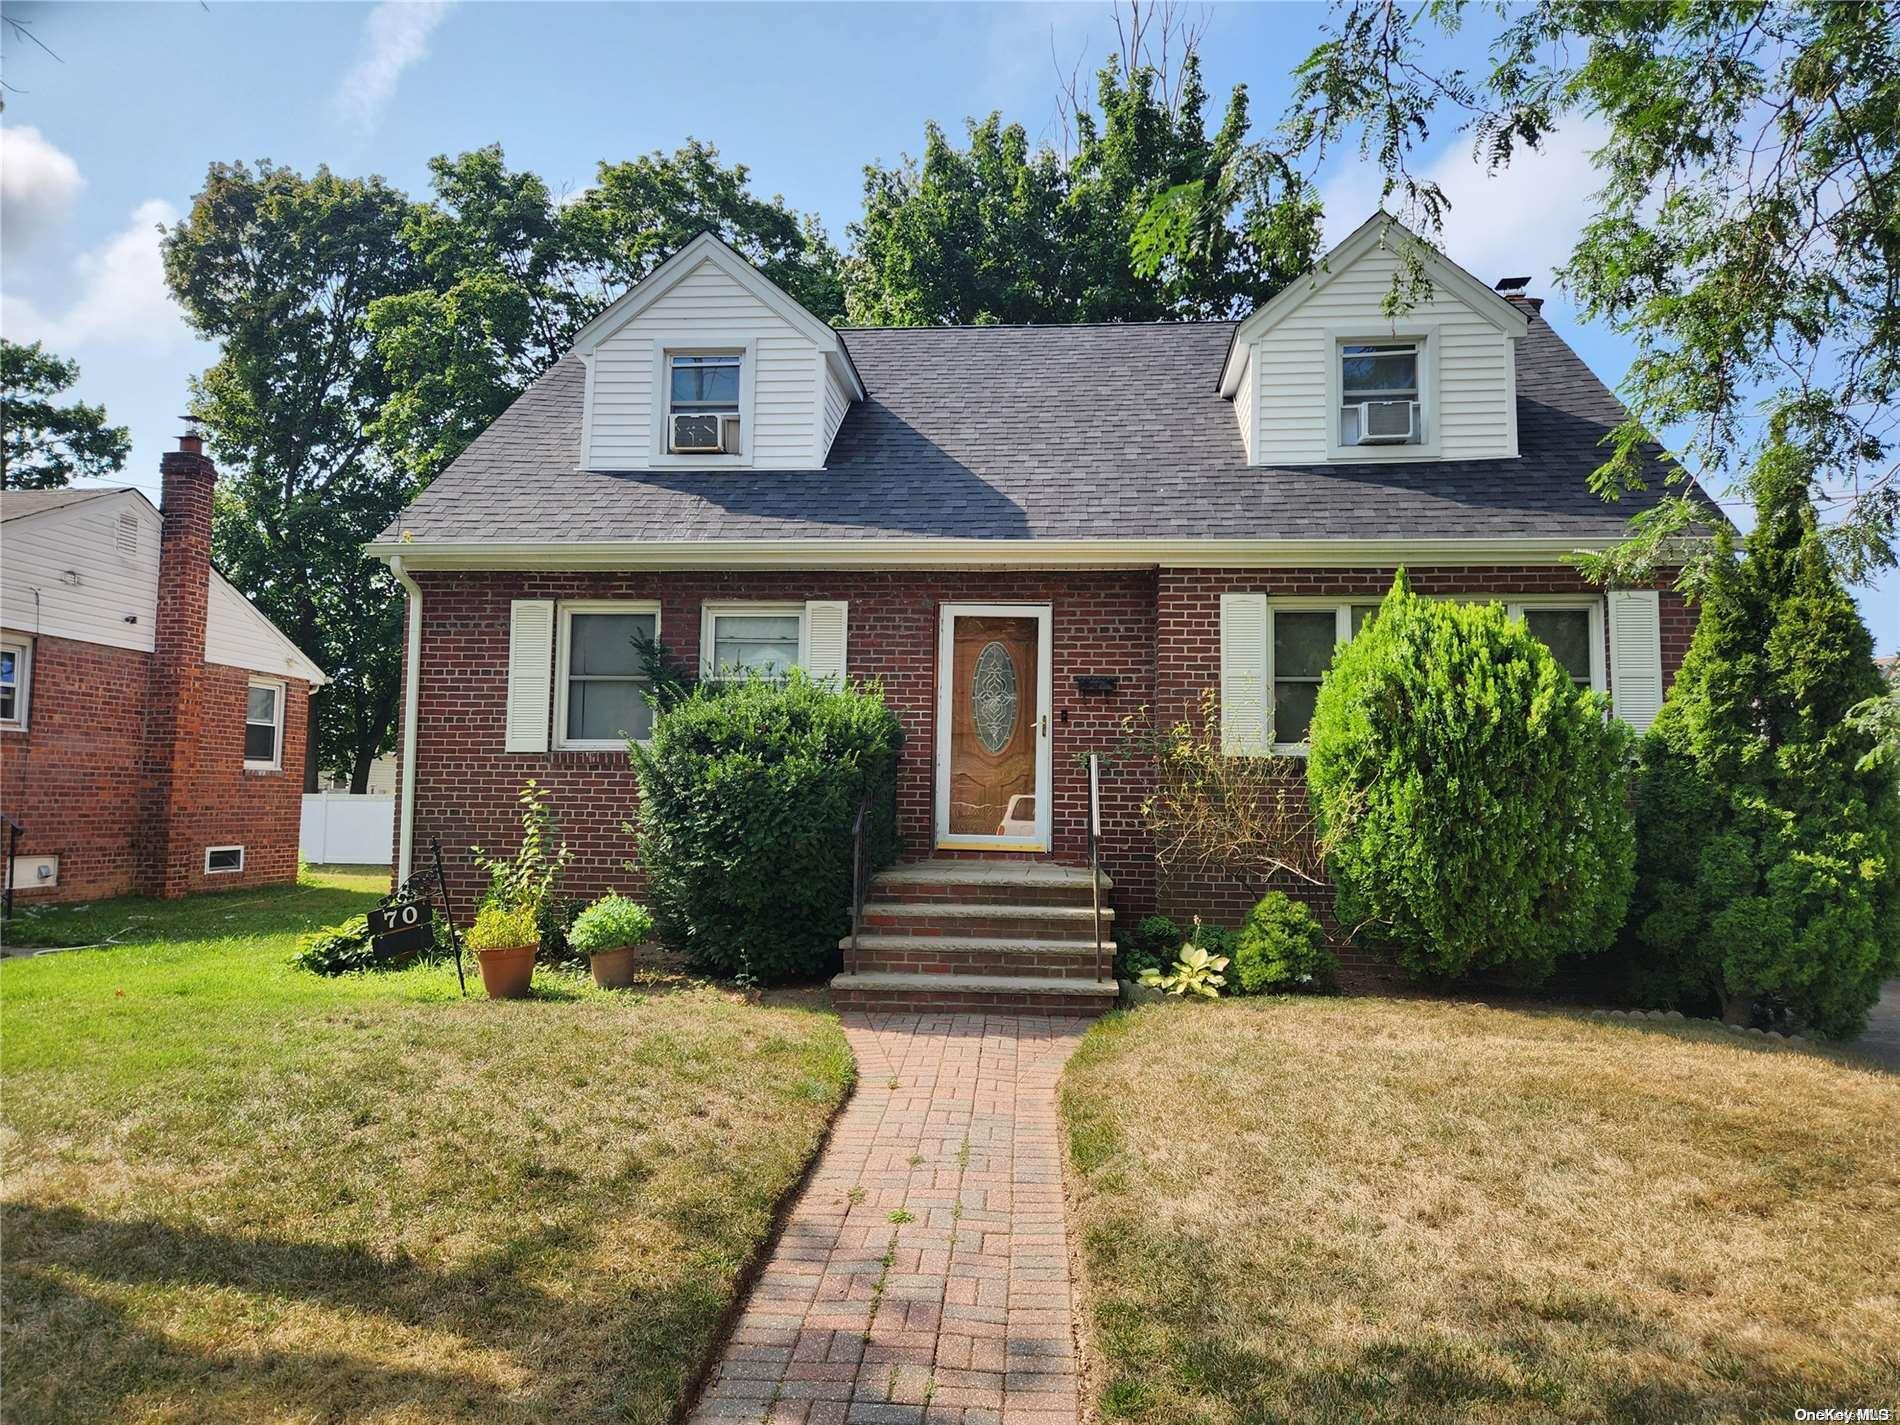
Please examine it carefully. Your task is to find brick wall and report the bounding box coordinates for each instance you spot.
[402,569,1159,913]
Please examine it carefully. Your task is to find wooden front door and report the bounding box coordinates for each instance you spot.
[935,604,1051,849]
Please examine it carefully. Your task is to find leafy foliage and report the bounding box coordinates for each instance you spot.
[1138,942,1229,998]
[1625,442,1900,1037]
[1232,892,1336,995]
[568,895,655,956]
[1306,573,1636,983]
[470,781,575,961]
[292,918,379,975]
[0,339,130,490]
[464,902,541,956]
[630,671,901,984]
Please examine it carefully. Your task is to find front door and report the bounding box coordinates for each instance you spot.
[935,604,1051,851]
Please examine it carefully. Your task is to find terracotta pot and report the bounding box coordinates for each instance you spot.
[476,943,537,999]
[589,944,639,990]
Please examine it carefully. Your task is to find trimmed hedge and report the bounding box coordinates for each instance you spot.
[1306,572,1636,983]
[1232,892,1335,994]
[630,671,901,983]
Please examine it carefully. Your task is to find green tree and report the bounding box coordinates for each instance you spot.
[846,50,1318,325]
[162,160,419,792]
[1242,0,1900,583]
[1306,573,1636,984]
[1627,434,1900,1037]
[0,339,130,490]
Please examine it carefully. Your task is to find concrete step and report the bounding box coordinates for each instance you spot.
[857,900,1115,939]
[867,859,1111,908]
[829,971,1118,1018]
[842,933,1114,980]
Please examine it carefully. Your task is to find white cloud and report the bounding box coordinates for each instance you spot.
[1,199,189,353]
[1320,119,1613,293]
[333,0,455,134]
[0,125,85,252]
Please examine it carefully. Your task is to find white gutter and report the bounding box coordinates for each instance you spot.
[389,555,423,884]
[364,535,1635,573]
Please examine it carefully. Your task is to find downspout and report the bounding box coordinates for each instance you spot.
[389,555,423,884]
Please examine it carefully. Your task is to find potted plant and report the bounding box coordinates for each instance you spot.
[568,895,655,990]
[465,902,540,999]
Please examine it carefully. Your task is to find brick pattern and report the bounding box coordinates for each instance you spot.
[688,1012,1084,1425]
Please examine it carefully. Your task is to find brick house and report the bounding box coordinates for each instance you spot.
[1,436,325,904]
[369,215,1707,1012]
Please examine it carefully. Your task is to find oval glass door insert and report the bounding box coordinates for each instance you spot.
[971,641,1019,753]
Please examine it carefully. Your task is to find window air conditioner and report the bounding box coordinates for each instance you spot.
[1354,399,1419,444]
[671,412,730,453]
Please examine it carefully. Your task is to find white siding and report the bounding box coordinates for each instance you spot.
[206,571,323,682]
[1251,244,1517,465]
[821,362,850,462]
[0,493,158,653]
[586,257,823,470]
[1231,347,1255,463]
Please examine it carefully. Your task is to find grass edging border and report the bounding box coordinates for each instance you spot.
[1058,1008,1121,1425]
[668,999,860,1425]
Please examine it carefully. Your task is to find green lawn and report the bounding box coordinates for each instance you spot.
[2,870,852,1424]
[1062,997,1900,1425]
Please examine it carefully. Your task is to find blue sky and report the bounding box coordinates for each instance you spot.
[2,0,1891,649]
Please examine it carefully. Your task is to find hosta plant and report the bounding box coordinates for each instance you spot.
[1139,943,1230,999]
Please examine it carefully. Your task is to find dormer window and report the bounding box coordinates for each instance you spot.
[1339,342,1421,446]
[668,352,742,455]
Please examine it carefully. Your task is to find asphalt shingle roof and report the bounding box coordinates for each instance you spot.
[381,310,1705,546]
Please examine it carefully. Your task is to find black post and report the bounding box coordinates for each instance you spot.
[2,818,20,923]
[431,836,467,997]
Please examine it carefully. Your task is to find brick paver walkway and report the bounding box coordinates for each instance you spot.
[688,1012,1088,1425]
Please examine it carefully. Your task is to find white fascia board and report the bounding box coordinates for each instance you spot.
[364,535,1664,573]
[1218,212,1529,392]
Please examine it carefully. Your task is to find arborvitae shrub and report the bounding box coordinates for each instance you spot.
[1232,892,1336,993]
[1306,572,1636,983]
[630,671,901,983]
[1625,449,1900,1036]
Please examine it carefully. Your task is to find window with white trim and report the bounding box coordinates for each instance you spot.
[0,638,29,730]
[1269,601,1382,750]
[556,603,659,748]
[702,603,804,682]
[1508,600,1605,692]
[245,679,284,769]
[205,845,244,874]
[666,352,742,455]
[1339,341,1422,447]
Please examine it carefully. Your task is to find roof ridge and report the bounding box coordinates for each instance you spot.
[838,319,1240,333]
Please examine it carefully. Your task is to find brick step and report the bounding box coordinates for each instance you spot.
[857,901,1115,939]
[829,971,1118,1018]
[866,859,1111,908]
[844,935,1113,980]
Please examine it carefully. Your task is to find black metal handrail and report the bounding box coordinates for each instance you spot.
[1,816,21,922]
[1086,754,1104,984]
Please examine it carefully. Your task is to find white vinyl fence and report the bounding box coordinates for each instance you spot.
[300,793,395,866]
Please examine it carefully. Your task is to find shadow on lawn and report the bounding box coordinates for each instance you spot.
[2,1200,711,1423]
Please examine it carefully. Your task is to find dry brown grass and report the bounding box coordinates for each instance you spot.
[2,872,852,1424]
[1061,996,1900,1424]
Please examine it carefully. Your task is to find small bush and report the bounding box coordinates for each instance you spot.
[465,903,539,955]
[1119,915,1180,980]
[1137,942,1229,998]
[631,670,901,983]
[471,780,576,962]
[1307,572,1636,983]
[1232,892,1335,994]
[294,918,381,975]
[569,895,655,955]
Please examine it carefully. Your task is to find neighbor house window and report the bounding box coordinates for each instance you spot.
[0,639,29,730]
[204,846,244,874]
[556,602,659,748]
[245,679,284,770]
[667,352,742,454]
[702,604,803,681]
[1339,341,1422,447]
[1269,601,1382,749]
[1508,600,1604,692]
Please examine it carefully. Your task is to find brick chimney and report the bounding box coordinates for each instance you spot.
[1494,275,1545,314]
[142,426,217,897]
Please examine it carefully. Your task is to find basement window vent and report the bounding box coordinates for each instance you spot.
[117,511,139,557]
[204,846,244,874]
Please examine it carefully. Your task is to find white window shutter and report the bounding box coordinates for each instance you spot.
[1219,593,1269,755]
[504,599,555,753]
[803,600,849,685]
[1608,590,1665,732]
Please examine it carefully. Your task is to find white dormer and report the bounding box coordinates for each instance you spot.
[1220,214,1530,465]
[569,232,865,472]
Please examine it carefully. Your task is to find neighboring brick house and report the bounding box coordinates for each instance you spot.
[369,215,1711,1012]
[0,436,326,904]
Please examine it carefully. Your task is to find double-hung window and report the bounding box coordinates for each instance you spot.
[557,603,659,748]
[1508,600,1604,693]
[667,352,742,455]
[1339,341,1422,447]
[245,679,284,770]
[1269,601,1381,750]
[702,603,803,682]
[0,639,29,730]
